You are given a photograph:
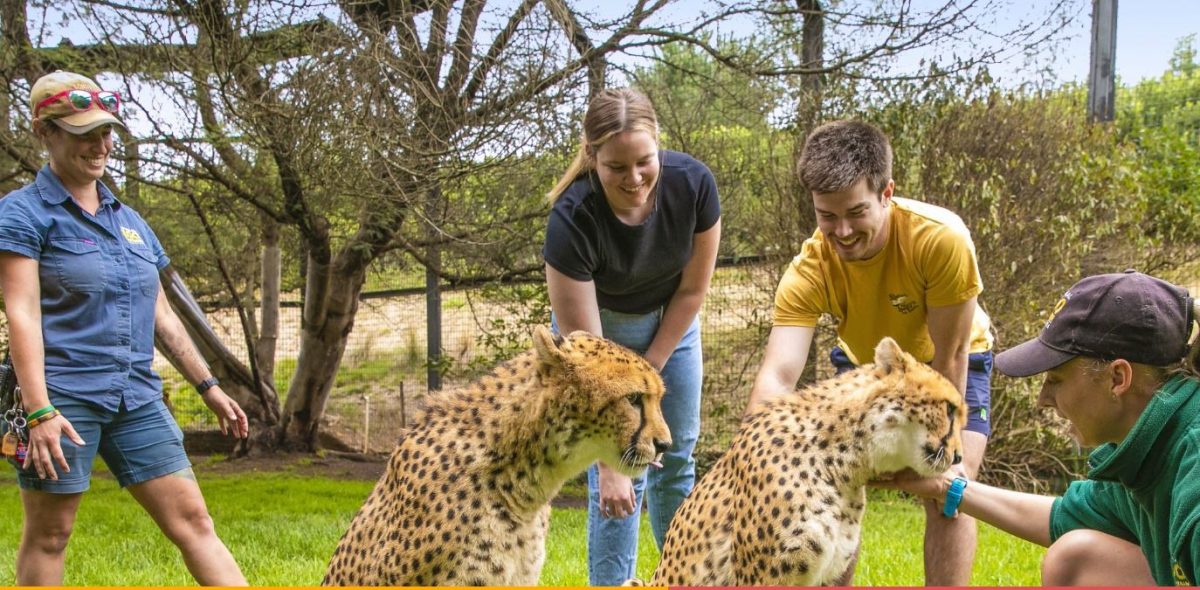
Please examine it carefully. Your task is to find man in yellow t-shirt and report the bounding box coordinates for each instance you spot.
[747,120,993,586]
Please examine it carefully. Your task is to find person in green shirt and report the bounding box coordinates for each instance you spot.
[880,270,1200,585]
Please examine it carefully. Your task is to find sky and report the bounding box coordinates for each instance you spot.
[1049,0,1198,83]
[33,0,1200,140]
[654,0,1200,85]
[41,1,1200,85]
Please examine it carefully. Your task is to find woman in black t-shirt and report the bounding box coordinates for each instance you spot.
[543,87,721,585]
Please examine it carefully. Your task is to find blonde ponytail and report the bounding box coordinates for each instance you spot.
[546,88,660,205]
[1185,298,1200,378]
[547,139,592,204]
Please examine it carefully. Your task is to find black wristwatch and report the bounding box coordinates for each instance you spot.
[195,376,220,395]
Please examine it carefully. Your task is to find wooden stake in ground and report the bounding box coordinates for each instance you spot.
[363,395,371,454]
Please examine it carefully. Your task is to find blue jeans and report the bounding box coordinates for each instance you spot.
[554,309,702,586]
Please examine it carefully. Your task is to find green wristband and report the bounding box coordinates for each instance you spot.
[26,405,56,422]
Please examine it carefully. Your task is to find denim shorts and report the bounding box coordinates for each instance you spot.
[7,395,191,494]
[831,346,993,437]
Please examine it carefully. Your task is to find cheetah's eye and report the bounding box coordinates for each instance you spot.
[626,393,644,407]
[946,401,958,417]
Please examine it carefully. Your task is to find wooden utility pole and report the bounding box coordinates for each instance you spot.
[1087,0,1118,122]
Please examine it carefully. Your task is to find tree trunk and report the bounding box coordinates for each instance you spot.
[790,0,825,239]
[158,266,281,452]
[277,252,368,451]
[796,0,825,128]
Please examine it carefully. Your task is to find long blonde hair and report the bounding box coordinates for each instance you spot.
[1152,298,1200,383]
[1183,299,1200,378]
[547,88,659,203]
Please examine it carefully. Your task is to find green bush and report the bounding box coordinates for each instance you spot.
[1116,36,1200,263]
[882,89,1142,489]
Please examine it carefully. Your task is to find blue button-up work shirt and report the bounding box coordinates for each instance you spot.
[0,165,170,411]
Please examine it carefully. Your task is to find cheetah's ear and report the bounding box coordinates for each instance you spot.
[873,337,907,375]
[533,325,571,367]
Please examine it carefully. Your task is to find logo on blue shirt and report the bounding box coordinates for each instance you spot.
[121,226,145,245]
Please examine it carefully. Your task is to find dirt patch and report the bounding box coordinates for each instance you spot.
[318,388,426,454]
[192,451,388,481]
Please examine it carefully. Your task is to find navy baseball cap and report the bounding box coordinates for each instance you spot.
[996,270,1194,377]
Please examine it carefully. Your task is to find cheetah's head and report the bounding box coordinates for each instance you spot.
[533,326,671,477]
[864,337,967,477]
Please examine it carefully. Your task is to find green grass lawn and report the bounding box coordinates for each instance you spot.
[0,467,1043,585]
[855,491,1046,586]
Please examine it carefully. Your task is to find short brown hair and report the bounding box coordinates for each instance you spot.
[547,88,659,203]
[797,120,892,194]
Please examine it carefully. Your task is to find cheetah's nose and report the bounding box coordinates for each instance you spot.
[952,451,962,465]
[653,438,671,455]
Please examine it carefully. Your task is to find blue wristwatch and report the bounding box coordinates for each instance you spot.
[942,476,968,517]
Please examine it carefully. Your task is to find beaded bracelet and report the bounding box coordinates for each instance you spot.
[27,409,61,429]
[26,405,57,422]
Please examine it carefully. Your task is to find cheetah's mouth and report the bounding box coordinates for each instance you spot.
[923,443,953,471]
[618,451,664,472]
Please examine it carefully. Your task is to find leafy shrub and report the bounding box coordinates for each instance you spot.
[869,89,1146,489]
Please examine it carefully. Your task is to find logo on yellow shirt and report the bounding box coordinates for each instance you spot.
[120,226,145,245]
[889,293,918,314]
[1174,562,1191,585]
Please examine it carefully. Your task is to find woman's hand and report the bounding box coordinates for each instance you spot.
[201,386,249,438]
[873,467,955,502]
[24,414,84,480]
[598,463,638,519]
[643,350,669,373]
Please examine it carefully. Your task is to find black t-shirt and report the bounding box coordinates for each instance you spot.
[543,150,721,314]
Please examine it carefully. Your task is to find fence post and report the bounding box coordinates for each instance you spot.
[426,185,444,392]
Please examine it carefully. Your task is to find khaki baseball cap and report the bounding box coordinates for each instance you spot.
[30,70,125,134]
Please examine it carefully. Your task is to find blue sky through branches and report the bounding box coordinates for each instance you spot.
[30,0,1200,140]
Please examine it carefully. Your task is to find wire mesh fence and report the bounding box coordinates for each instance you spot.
[158,260,843,453]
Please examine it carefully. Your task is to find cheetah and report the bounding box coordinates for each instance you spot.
[323,326,672,586]
[645,336,966,586]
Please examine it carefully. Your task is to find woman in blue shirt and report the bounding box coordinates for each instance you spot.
[0,71,248,585]
[543,87,721,585]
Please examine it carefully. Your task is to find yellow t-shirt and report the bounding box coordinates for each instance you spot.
[774,197,993,364]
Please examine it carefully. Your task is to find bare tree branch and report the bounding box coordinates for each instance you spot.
[544,0,606,96]
[444,0,485,98]
[463,0,539,104]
